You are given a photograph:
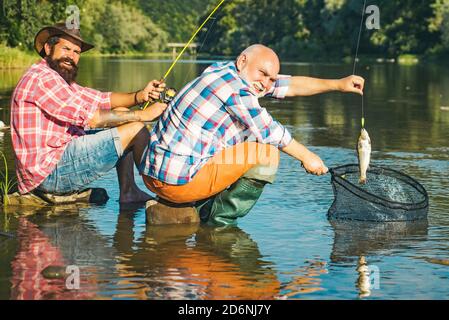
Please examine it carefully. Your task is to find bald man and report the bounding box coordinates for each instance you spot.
[139,44,365,226]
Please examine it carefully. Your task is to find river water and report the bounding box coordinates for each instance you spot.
[0,57,448,299]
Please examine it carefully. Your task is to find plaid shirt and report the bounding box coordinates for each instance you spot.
[140,61,292,185]
[11,59,111,194]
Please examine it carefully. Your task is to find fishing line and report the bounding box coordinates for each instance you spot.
[181,17,218,86]
[142,0,226,110]
[353,0,367,128]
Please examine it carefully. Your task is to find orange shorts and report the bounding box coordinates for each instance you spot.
[143,142,279,204]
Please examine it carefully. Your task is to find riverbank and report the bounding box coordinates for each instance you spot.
[2,44,449,70]
[0,44,178,70]
[82,51,173,58]
[0,44,38,69]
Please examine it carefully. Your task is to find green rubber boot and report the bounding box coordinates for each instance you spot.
[197,177,265,226]
[197,163,278,226]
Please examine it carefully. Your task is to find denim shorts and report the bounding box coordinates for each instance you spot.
[37,128,124,195]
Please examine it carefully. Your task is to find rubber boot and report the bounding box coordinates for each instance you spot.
[198,177,266,226]
[197,163,278,226]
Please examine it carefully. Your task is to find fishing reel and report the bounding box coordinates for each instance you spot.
[160,87,177,104]
[141,86,177,110]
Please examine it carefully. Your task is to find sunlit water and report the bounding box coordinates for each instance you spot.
[0,57,448,300]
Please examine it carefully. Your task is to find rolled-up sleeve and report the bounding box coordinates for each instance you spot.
[35,76,111,127]
[266,75,291,99]
[225,89,292,148]
[76,85,112,110]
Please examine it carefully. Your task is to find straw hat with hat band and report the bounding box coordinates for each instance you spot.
[34,22,94,58]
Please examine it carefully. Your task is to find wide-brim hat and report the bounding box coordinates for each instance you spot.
[34,22,94,58]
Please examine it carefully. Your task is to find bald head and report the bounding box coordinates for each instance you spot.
[240,44,279,62]
[236,44,280,97]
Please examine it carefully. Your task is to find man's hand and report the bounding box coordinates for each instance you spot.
[140,102,168,121]
[301,151,329,176]
[281,139,328,176]
[337,75,365,95]
[137,80,166,103]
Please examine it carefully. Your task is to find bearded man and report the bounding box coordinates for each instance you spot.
[10,22,167,203]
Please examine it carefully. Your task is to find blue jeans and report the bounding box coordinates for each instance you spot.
[37,128,124,195]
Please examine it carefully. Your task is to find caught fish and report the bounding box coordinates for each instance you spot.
[357,128,371,184]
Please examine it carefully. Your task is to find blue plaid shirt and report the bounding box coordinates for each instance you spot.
[140,61,292,185]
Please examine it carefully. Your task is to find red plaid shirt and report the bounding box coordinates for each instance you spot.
[10,59,111,194]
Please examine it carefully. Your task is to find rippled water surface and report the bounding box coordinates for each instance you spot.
[0,57,448,299]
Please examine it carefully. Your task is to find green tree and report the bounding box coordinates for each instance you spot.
[1,0,448,58]
[95,1,167,53]
[139,0,216,43]
[0,0,167,54]
[301,0,372,58]
[369,0,441,55]
[429,0,449,53]
[0,0,80,50]
[200,0,446,59]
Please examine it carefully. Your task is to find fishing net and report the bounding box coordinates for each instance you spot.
[328,164,429,222]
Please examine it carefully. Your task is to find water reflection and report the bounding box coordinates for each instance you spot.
[1,58,448,299]
[113,208,281,299]
[329,219,429,299]
[1,202,330,300]
[2,204,117,300]
[10,217,98,299]
[356,256,372,298]
[329,219,429,263]
[267,62,449,154]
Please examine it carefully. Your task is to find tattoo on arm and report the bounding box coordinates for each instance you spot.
[92,110,142,128]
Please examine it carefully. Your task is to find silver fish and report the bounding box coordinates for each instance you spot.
[357,128,371,184]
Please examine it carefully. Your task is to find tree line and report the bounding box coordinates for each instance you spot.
[200,0,449,59]
[0,0,448,59]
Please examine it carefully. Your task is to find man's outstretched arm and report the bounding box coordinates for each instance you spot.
[281,138,328,176]
[285,75,365,97]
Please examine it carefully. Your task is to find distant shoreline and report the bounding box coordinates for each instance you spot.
[0,44,178,70]
[2,44,449,70]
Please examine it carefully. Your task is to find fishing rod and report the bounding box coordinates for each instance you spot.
[353,0,367,128]
[142,0,226,110]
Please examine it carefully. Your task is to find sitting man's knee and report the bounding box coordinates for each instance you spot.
[130,121,146,132]
[243,143,279,184]
[119,121,148,138]
[243,163,279,184]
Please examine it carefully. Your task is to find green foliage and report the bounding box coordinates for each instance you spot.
[0,0,77,50]
[201,0,449,59]
[0,0,168,55]
[397,54,420,65]
[429,0,449,52]
[0,43,37,69]
[139,0,217,43]
[368,0,440,56]
[92,1,168,54]
[0,151,17,206]
[1,0,449,60]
